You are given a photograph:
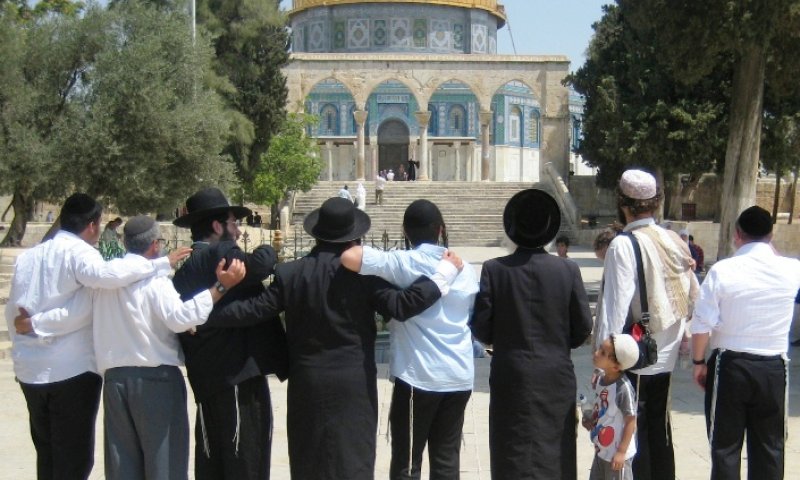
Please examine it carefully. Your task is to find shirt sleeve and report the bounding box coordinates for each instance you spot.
[73,248,171,289]
[150,278,214,333]
[616,379,637,417]
[691,267,721,334]
[359,246,405,284]
[595,236,637,349]
[30,288,93,338]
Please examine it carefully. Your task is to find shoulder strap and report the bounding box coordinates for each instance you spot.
[623,232,650,328]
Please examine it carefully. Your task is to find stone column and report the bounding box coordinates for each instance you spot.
[325,141,334,182]
[479,110,493,181]
[354,110,368,181]
[414,111,432,181]
[370,140,378,180]
[455,142,462,181]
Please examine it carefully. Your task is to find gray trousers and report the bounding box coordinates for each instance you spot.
[589,454,633,480]
[103,365,189,480]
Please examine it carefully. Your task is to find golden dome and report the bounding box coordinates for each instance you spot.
[289,0,506,26]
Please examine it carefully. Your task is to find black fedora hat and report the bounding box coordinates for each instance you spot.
[304,197,371,243]
[503,189,561,249]
[173,188,251,228]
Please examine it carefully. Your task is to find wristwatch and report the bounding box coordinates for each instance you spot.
[214,281,227,294]
[692,358,705,365]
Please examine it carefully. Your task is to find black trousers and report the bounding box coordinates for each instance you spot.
[704,350,786,480]
[625,371,674,480]
[389,378,471,480]
[195,376,272,480]
[20,371,103,480]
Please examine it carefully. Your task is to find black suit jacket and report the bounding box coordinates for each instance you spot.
[173,241,288,402]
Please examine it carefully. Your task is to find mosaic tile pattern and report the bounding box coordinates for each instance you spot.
[309,21,326,51]
[430,19,450,50]
[453,24,464,50]
[348,18,369,48]
[390,18,410,48]
[472,24,487,53]
[372,19,387,47]
[333,20,345,49]
[413,18,428,48]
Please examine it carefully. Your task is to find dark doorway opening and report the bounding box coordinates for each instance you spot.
[378,119,410,176]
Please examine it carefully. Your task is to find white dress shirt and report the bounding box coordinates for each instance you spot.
[595,218,689,375]
[692,242,800,355]
[91,254,213,373]
[4,231,172,384]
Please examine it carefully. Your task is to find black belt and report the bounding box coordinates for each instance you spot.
[713,349,783,361]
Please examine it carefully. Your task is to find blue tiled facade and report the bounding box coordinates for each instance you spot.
[291,4,499,54]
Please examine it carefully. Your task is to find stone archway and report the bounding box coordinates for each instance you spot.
[378,119,409,176]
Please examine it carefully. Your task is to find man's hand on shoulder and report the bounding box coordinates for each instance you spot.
[168,246,192,268]
[442,249,463,272]
[216,258,246,290]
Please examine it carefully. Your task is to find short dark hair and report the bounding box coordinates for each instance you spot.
[189,212,229,242]
[736,205,772,242]
[403,200,446,247]
[593,230,616,251]
[60,193,103,234]
[555,235,570,247]
[617,189,662,216]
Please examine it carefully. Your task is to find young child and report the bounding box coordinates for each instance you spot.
[583,334,639,480]
[555,235,570,258]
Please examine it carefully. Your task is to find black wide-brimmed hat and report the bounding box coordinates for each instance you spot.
[503,189,561,249]
[304,197,371,243]
[173,188,251,228]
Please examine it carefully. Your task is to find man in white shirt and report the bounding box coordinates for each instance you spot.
[96,216,244,479]
[6,193,190,480]
[341,200,477,479]
[375,174,387,206]
[337,184,354,203]
[692,206,800,479]
[594,170,697,480]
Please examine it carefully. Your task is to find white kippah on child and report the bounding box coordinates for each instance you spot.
[611,334,640,371]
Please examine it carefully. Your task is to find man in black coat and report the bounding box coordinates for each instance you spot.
[209,197,462,480]
[172,188,288,480]
[471,189,592,480]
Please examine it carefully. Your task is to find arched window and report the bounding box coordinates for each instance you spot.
[571,115,582,150]
[529,110,541,144]
[427,105,438,136]
[319,104,339,136]
[448,105,467,136]
[509,106,522,144]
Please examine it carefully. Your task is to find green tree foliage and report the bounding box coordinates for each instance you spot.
[67,0,236,214]
[620,0,800,257]
[567,4,730,217]
[0,0,235,245]
[250,113,321,226]
[196,0,289,197]
[0,2,104,245]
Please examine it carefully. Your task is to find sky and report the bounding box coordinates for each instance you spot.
[279,0,610,72]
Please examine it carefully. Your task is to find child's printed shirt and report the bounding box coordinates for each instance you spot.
[589,369,637,461]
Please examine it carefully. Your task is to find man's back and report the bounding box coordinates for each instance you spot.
[5,232,96,383]
[696,242,800,354]
[359,244,477,391]
[93,254,211,373]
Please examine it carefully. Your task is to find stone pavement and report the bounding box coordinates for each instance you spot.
[0,247,799,479]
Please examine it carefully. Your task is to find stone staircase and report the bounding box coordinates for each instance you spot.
[289,181,574,247]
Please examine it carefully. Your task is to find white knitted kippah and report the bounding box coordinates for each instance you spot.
[619,169,657,200]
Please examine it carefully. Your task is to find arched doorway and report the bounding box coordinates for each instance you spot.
[378,119,409,175]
